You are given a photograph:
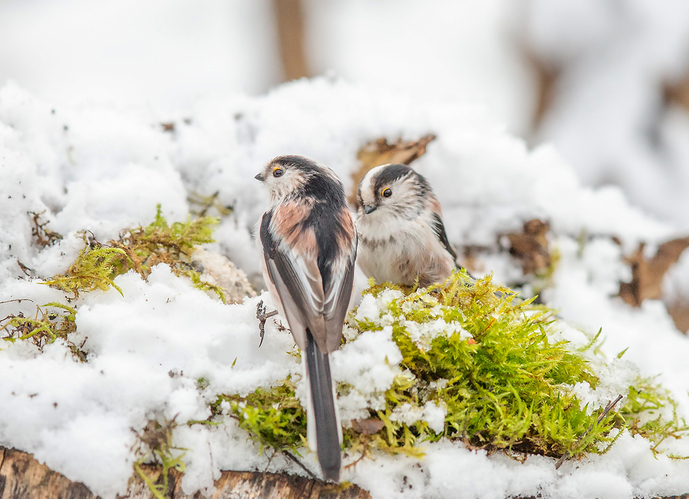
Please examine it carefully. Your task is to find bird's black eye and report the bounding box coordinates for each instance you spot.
[382,188,392,198]
[272,167,284,178]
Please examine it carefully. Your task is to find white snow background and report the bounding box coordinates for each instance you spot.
[1,78,689,498]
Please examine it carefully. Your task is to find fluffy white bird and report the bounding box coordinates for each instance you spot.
[356,163,457,287]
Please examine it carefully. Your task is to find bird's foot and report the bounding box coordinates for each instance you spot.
[256,300,278,347]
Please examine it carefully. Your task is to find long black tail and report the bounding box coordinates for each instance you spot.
[304,329,341,482]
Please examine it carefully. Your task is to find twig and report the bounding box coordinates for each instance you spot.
[262,448,277,478]
[16,260,35,277]
[282,450,318,480]
[555,394,623,469]
[0,299,35,306]
[344,436,369,472]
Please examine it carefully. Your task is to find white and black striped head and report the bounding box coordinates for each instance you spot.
[255,155,339,205]
[357,164,432,219]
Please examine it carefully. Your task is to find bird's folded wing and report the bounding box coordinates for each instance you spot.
[265,246,326,351]
[322,238,357,353]
[431,212,458,262]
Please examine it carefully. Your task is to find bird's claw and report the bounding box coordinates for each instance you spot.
[256,300,278,347]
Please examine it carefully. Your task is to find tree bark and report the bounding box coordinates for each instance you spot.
[2,446,688,499]
[0,446,371,499]
[273,0,310,81]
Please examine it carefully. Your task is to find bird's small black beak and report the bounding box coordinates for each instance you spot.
[255,173,265,182]
[364,205,377,215]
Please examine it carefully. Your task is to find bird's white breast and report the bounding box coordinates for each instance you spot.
[357,209,453,286]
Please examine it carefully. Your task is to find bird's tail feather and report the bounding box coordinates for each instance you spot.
[304,329,341,482]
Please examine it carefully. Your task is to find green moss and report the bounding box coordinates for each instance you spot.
[43,205,222,300]
[187,270,226,304]
[221,271,687,464]
[0,301,86,360]
[133,418,187,499]
[622,377,689,456]
[44,246,128,298]
[7,205,222,358]
[365,271,606,457]
[215,379,307,454]
[116,203,217,267]
[112,204,223,300]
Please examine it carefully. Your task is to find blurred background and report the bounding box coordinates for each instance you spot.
[2,0,689,230]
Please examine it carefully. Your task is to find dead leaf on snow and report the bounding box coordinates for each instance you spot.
[667,302,689,334]
[505,219,551,275]
[664,74,689,111]
[351,418,385,436]
[619,237,689,307]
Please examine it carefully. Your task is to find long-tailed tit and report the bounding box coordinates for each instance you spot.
[356,163,458,287]
[255,155,357,482]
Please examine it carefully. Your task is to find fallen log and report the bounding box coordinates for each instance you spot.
[2,446,688,499]
[0,446,371,499]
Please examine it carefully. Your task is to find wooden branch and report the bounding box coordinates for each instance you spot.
[273,0,310,81]
[0,446,371,499]
[2,445,688,499]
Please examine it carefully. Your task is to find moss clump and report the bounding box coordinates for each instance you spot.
[0,301,86,360]
[223,271,687,465]
[44,205,223,301]
[110,204,224,301]
[363,271,606,458]
[214,379,307,453]
[622,378,689,456]
[112,204,216,275]
[44,246,128,298]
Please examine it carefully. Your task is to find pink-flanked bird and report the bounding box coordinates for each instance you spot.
[255,155,357,481]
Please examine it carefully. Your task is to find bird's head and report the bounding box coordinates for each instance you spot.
[357,163,429,219]
[255,155,325,205]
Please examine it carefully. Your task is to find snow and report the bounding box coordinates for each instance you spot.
[0,0,534,136]
[0,0,280,112]
[4,0,689,234]
[1,78,689,498]
[389,401,447,434]
[523,0,689,229]
[305,0,536,135]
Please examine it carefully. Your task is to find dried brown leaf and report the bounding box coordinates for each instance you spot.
[619,237,689,307]
[505,220,551,275]
[664,75,689,111]
[667,301,689,334]
[351,418,385,436]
